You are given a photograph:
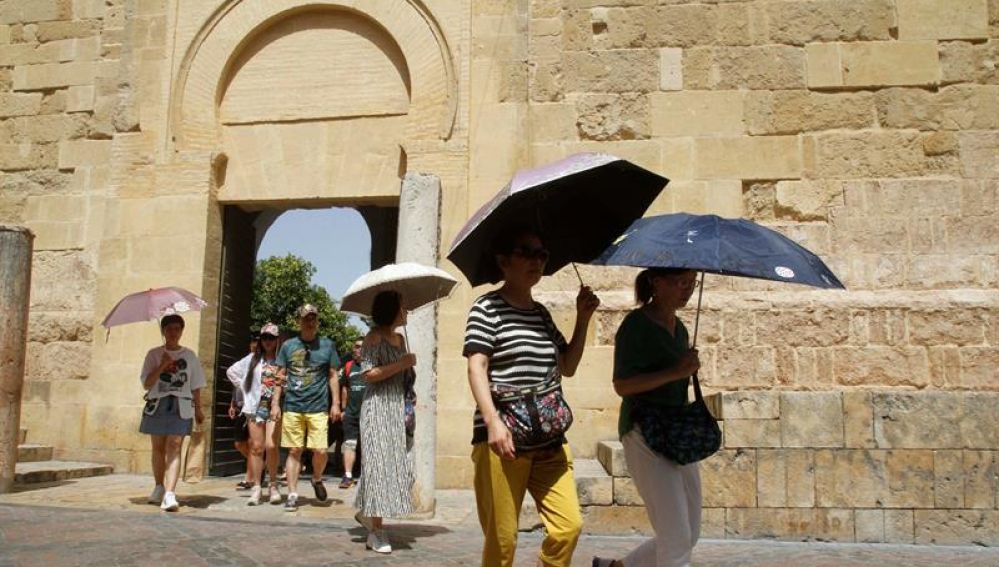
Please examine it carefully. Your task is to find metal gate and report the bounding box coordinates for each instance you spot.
[209,206,257,476]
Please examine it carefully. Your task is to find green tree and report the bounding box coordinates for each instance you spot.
[251,254,363,358]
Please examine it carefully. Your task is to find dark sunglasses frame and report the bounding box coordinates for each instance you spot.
[511,246,550,262]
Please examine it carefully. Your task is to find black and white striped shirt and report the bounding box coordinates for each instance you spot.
[463,291,567,444]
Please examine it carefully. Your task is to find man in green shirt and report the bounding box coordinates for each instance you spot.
[273,304,341,510]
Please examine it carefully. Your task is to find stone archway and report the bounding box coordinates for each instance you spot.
[166,0,455,514]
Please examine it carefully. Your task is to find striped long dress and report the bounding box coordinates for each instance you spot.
[354,337,413,518]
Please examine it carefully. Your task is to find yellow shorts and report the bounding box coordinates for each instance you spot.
[280,411,328,449]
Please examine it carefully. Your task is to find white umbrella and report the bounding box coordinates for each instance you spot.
[340,262,459,317]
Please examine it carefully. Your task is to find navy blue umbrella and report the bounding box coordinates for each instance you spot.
[591,213,845,344]
[593,213,844,289]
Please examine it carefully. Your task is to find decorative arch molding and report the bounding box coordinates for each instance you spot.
[170,0,457,152]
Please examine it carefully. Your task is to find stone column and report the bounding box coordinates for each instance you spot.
[396,173,442,516]
[0,225,33,493]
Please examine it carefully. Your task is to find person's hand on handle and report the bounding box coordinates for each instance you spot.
[486,416,516,461]
[576,285,600,320]
[400,353,417,369]
[677,348,701,377]
[227,402,237,420]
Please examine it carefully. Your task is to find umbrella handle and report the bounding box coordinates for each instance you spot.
[691,271,705,349]
[571,262,584,286]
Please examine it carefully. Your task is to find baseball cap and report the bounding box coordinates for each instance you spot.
[298,304,319,318]
[260,322,280,337]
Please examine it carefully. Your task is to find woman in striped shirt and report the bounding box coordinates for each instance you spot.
[464,225,599,567]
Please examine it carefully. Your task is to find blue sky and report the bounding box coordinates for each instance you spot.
[256,208,371,328]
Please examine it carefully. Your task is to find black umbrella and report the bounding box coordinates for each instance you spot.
[447,153,669,286]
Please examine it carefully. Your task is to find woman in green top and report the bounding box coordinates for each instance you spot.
[593,268,701,567]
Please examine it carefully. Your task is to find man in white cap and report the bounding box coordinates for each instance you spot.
[272,303,342,511]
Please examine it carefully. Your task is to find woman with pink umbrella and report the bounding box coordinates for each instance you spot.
[138,316,206,511]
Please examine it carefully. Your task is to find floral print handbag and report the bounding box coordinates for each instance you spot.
[490,369,573,451]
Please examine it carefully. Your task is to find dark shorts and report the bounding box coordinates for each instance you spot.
[342,414,360,442]
[139,396,192,437]
[234,413,250,442]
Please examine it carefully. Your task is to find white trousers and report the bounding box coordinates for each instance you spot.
[621,429,701,567]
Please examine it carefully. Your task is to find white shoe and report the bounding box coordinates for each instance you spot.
[247,485,261,506]
[160,491,179,512]
[268,484,282,505]
[366,529,391,554]
[148,485,165,504]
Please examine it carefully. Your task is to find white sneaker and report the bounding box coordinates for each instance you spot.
[284,492,298,512]
[247,485,261,506]
[160,491,179,512]
[366,529,391,554]
[148,485,165,505]
[268,484,282,505]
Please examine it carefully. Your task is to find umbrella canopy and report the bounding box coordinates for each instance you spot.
[101,286,208,328]
[592,213,844,289]
[447,153,669,286]
[340,262,459,317]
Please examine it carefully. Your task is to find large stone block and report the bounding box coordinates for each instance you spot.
[0,0,68,24]
[719,391,779,420]
[963,451,996,509]
[693,136,802,180]
[785,449,816,507]
[876,85,999,131]
[713,347,777,388]
[659,47,682,90]
[807,41,940,88]
[575,459,613,506]
[701,449,756,508]
[856,509,886,543]
[814,449,934,508]
[649,90,744,137]
[647,4,717,47]
[897,0,989,40]
[613,476,642,506]
[726,508,855,542]
[581,505,652,536]
[808,131,960,179]
[905,255,985,289]
[871,392,962,449]
[574,93,650,141]
[780,392,843,448]
[725,419,781,448]
[961,393,999,449]
[843,391,876,448]
[590,7,651,50]
[959,131,999,178]
[914,510,999,545]
[746,90,875,135]
[0,142,57,170]
[765,0,893,45]
[757,449,788,507]
[756,310,849,347]
[2,114,89,143]
[885,509,915,543]
[934,450,965,508]
[57,139,110,169]
[940,39,999,84]
[563,50,658,93]
[12,61,96,91]
[596,440,629,477]
[958,348,999,391]
[684,45,806,90]
[909,309,988,346]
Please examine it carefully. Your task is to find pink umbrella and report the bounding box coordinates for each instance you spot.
[101,286,208,329]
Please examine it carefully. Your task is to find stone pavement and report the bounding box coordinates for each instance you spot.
[1,474,998,566]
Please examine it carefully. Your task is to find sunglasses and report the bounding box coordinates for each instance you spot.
[511,246,550,262]
[260,335,278,341]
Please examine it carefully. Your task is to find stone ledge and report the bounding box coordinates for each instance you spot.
[14,461,113,484]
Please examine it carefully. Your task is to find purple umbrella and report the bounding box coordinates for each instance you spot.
[101,286,208,329]
[448,153,668,286]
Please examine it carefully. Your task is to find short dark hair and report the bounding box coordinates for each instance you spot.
[491,223,541,257]
[371,290,401,327]
[635,268,693,305]
[160,314,185,330]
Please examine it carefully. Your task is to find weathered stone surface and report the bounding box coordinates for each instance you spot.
[785,450,816,507]
[909,309,988,346]
[757,310,849,347]
[807,41,940,88]
[765,0,893,45]
[596,440,629,477]
[959,131,999,178]
[659,47,682,90]
[757,449,788,507]
[581,505,652,536]
[726,508,855,542]
[575,93,649,140]
[0,114,90,143]
[885,509,916,543]
[0,92,43,117]
[713,347,777,388]
[940,39,999,84]
[726,419,781,448]
[876,85,999,131]
[958,349,999,392]
[856,509,886,542]
[684,45,806,90]
[613,476,642,506]
[808,131,960,179]
[746,90,874,135]
[963,451,997,509]
[575,459,613,506]
[814,449,934,508]
[563,50,658,93]
[650,90,744,136]
[701,449,756,508]
[647,4,716,47]
[0,0,69,24]
[25,341,91,381]
[694,136,802,180]
[897,0,989,40]
[842,391,875,448]
[27,312,93,343]
[914,510,999,545]
[780,392,843,448]
[719,391,779,420]
[29,250,95,311]
[0,142,57,170]
[57,139,110,169]
[872,392,963,449]
[935,450,965,508]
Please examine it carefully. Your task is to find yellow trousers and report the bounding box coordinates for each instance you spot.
[472,442,583,567]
